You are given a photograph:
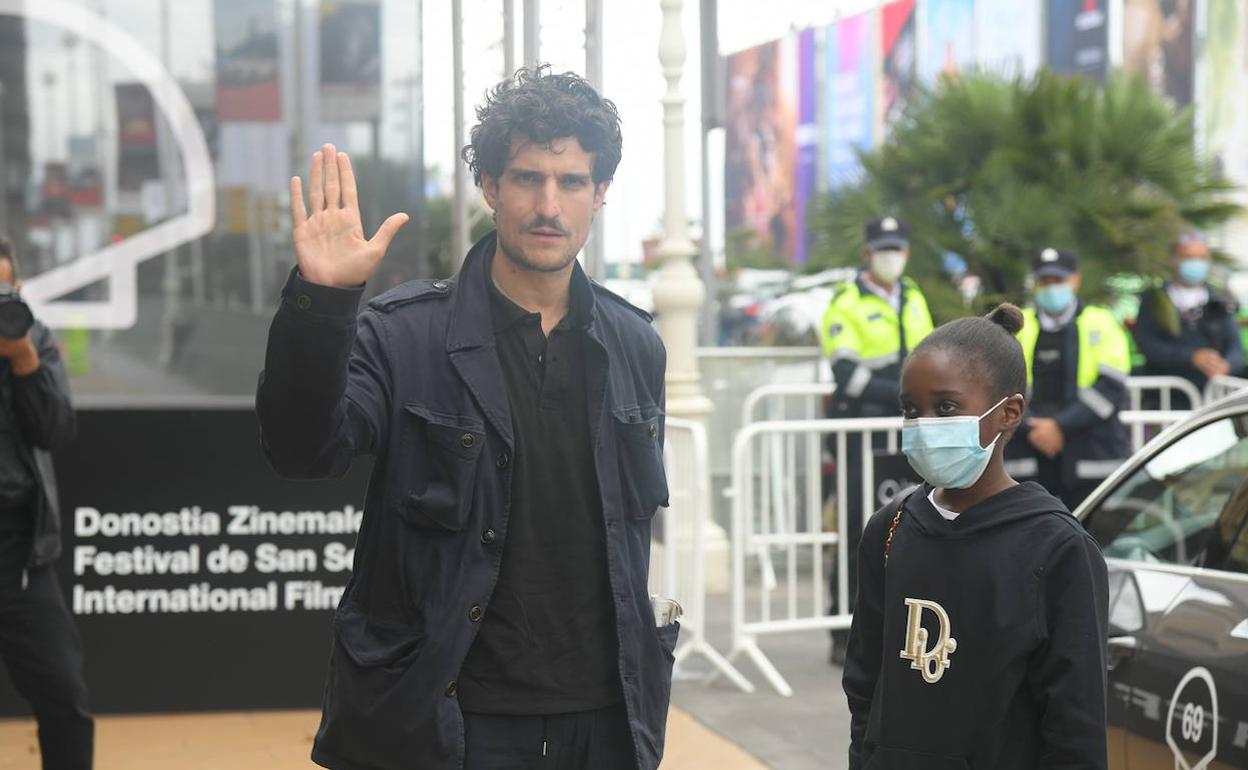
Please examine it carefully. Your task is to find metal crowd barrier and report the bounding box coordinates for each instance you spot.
[742,376,1200,429]
[723,408,1190,697]
[1205,374,1248,404]
[655,417,753,692]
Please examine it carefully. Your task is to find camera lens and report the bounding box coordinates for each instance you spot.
[0,293,33,340]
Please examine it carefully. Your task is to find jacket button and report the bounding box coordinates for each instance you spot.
[433,280,448,290]
[468,605,483,622]
[295,294,311,310]
[495,453,509,469]
[445,681,457,697]
[460,433,476,448]
[648,424,658,439]
[481,528,497,545]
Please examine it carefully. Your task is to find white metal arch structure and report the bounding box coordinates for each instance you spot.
[1,0,216,329]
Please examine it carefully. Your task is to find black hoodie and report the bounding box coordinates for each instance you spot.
[842,482,1109,769]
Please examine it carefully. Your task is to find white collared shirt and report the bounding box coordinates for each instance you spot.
[861,273,902,313]
[928,490,960,521]
[1167,283,1210,314]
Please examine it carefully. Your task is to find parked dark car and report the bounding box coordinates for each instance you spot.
[1077,390,1248,769]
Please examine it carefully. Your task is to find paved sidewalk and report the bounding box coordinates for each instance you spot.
[671,583,851,770]
[0,706,766,770]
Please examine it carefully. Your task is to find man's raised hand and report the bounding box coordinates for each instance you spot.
[290,143,408,288]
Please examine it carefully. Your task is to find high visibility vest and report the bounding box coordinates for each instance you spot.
[820,276,934,369]
[1016,304,1130,391]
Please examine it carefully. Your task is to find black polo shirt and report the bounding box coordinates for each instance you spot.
[457,256,622,715]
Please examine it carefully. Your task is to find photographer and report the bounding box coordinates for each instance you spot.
[0,234,91,770]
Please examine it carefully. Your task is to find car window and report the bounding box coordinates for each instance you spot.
[1086,415,1248,569]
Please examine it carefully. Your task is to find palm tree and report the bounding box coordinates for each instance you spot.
[807,70,1242,321]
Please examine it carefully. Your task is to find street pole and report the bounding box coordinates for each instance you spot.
[523,0,540,67]
[0,82,7,233]
[157,0,184,366]
[451,0,468,263]
[652,0,728,589]
[698,0,719,345]
[584,0,604,280]
[413,0,427,276]
[503,0,516,77]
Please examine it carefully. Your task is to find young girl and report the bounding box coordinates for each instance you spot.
[843,304,1109,769]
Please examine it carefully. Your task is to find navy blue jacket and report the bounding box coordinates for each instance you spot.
[256,233,674,770]
[1134,283,1244,392]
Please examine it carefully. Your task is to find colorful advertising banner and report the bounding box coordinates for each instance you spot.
[319,0,382,122]
[974,0,1042,75]
[920,0,975,82]
[825,12,875,190]
[795,29,817,265]
[724,35,800,262]
[213,0,282,121]
[1122,0,1194,106]
[1046,0,1110,83]
[1200,0,1248,186]
[881,0,917,133]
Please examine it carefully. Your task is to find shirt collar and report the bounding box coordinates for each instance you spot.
[858,272,902,307]
[1038,301,1078,332]
[1167,282,1210,313]
[484,250,593,334]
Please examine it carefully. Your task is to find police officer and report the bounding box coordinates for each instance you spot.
[1134,230,1243,400]
[1006,247,1130,510]
[821,216,933,664]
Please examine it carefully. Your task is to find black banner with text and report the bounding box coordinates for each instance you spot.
[0,406,372,715]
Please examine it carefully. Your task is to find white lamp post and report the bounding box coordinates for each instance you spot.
[653,0,728,590]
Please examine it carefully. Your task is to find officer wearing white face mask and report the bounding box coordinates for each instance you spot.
[1133,230,1243,398]
[821,216,933,665]
[1004,248,1130,509]
[821,217,934,419]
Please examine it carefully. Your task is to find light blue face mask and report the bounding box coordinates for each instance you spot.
[1035,283,1074,315]
[901,395,1014,490]
[1177,259,1210,285]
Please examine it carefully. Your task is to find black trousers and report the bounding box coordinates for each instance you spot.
[0,533,93,770]
[828,437,868,618]
[463,702,635,770]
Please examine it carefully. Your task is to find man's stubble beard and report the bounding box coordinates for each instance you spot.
[497,230,587,275]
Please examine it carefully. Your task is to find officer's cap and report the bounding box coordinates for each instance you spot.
[1031,247,1079,278]
[865,217,909,251]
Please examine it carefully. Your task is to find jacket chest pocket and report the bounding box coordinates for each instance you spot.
[391,403,484,532]
[613,407,670,520]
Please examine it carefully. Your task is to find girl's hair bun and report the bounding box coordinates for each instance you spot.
[985,303,1025,335]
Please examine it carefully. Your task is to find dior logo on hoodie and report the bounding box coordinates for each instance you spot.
[900,598,958,684]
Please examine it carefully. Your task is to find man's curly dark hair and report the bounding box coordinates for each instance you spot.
[461,65,623,187]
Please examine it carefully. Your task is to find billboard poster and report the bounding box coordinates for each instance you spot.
[724,35,800,261]
[824,12,875,190]
[1046,0,1110,83]
[975,0,1042,75]
[1200,0,1248,185]
[881,0,917,133]
[920,0,976,82]
[213,0,282,122]
[795,29,817,265]
[1123,0,1195,106]
[319,0,382,122]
